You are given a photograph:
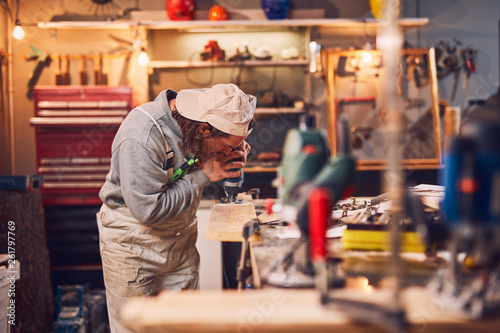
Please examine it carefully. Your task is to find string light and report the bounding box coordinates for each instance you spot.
[12,0,24,40]
[138,48,149,66]
[12,24,25,40]
[131,25,149,66]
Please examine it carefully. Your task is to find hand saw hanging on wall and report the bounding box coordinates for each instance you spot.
[25,45,51,99]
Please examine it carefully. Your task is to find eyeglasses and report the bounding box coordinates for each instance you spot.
[216,138,238,152]
[222,142,238,152]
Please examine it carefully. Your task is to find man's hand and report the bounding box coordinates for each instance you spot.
[199,149,247,183]
[237,140,251,164]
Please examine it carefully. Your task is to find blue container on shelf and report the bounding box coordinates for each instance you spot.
[262,0,290,20]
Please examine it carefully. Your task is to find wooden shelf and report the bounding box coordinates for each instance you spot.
[254,107,305,115]
[37,18,428,30]
[149,59,309,69]
[243,165,278,173]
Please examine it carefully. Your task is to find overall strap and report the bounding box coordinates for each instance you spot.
[135,106,169,154]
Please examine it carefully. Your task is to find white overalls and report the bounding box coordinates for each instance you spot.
[97,102,207,333]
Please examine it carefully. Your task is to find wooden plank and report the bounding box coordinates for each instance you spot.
[205,195,259,242]
[121,289,354,333]
[121,287,500,333]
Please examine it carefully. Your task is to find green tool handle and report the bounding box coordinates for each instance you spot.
[296,155,356,235]
[167,158,198,184]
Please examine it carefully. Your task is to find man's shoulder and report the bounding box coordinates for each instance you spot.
[115,104,159,144]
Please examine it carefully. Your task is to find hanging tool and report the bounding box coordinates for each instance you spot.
[102,53,110,85]
[337,97,376,152]
[26,45,51,99]
[61,54,70,85]
[121,52,132,86]
[336,56,357,77]
[80,55,87,85]
[435,39,464,79]
[94,52,101,85]
[462,47,477,90]
[406,55,424,88]
[53,53,63,85]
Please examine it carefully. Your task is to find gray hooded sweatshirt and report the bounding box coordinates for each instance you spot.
[99,90,210,226]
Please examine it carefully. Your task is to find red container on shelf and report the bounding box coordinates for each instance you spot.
[166,0,195,21]
[209,5,228,21]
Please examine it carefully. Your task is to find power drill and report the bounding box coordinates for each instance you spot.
[221,153,244,204]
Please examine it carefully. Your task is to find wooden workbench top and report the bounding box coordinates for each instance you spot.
[121,289,353,333]
[120,287,500,333]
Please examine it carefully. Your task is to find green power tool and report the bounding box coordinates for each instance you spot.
[268,113,356,288]
[280,115,331,206]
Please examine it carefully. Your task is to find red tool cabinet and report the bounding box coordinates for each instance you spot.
[30,86,133,205]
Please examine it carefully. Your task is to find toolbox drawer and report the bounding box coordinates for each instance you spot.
[30,86,133,205]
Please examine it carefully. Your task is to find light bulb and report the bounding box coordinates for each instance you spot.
[13,25,25,40]
[138,50,150,66]
[363,51,372,63]
[362,42,372,64]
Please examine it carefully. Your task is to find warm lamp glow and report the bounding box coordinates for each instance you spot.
[362,42,373,64]
[138,50,150,66]
[365,284,374,294]
[13,25,25,40]
[363,51,372,63]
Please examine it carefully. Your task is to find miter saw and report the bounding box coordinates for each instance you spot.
[267,114,356,287]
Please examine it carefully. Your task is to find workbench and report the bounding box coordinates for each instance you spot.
[121,287,500,332]
[120,195,500,332]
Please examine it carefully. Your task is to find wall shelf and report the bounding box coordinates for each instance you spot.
[32,16,430,175]
[149,59,309,69]
[254,107,305,115]
[147,24,312,118]
[37,18,429,30]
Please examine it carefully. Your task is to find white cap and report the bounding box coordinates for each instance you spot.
[176,83,256,136]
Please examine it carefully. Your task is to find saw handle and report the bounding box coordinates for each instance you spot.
[309,188,332,262]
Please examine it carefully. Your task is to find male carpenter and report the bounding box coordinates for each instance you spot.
[98,83,256,332]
